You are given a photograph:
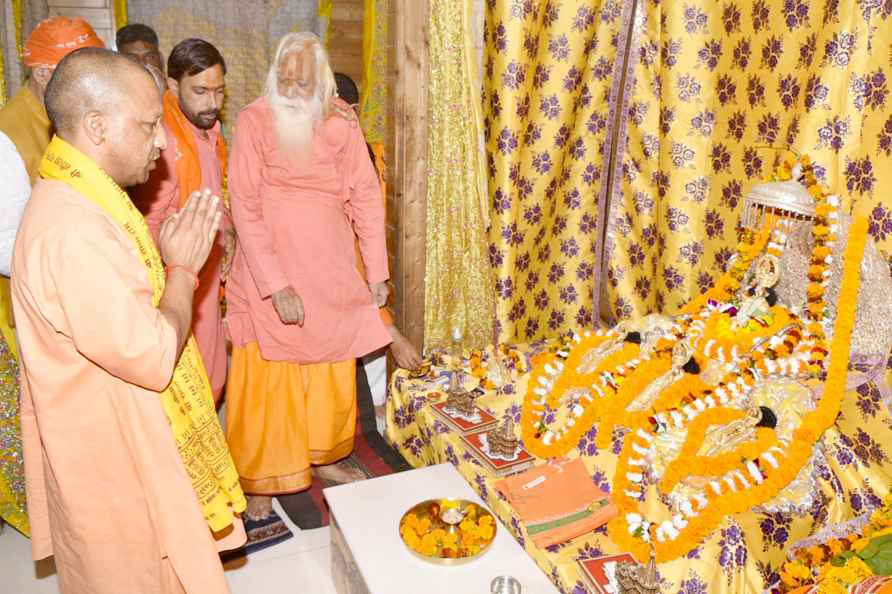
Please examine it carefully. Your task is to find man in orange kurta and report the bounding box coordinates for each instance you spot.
[0,17,104,357]
[132,38,233,400]
[226,33,391,519]
[0,14,104,542]
[12,49,244,593]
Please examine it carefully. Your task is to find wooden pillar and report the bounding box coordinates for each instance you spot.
[328,0,364,86]
[387,0,428,351]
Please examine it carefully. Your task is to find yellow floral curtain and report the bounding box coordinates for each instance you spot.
[484,0,627,342]
[605,0,892,320]
[425,0,494,349]
[484,0,892,335]
[359,0,387,145]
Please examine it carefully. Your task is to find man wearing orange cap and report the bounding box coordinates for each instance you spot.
[0,17,103,539]
[0,17,104,183]
[0,16,104,361]
[132,38,234,402]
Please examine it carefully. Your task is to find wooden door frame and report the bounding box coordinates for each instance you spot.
[386,0,429,353]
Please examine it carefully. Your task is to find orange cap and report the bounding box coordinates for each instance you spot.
[23,17,104,68]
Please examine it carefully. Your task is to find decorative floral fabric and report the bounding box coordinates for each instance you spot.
[385,347,892,593]
[0,330,26,535]
[605,0,892,320]
[424,0,496,350]
[483,0,625,343]
[359,0,387,146]
[484,0,892,334]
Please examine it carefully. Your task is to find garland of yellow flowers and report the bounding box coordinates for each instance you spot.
[696,304,794,363]
[521,222,773,459]
[766,153,836,376]
[522,214,776,458]
[613,308,805,452]
[546,341,642,408]
[521,223,773,458]
[781,494,892,592]
[612,153,828,485]
[681,221,774,315]
[607,214,868,563]
[521,156,836,465]
[593,355,674,449]
[607,154,858,560]
[521,337,646,458]
[659,407,776,493]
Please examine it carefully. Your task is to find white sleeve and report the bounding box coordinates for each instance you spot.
[0,131,31,277]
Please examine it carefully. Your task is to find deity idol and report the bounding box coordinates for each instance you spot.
[521,156,892,586]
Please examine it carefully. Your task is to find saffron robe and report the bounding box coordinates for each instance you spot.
[12,178,244,594]
[226,97,390,363]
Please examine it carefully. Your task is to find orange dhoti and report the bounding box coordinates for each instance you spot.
[225,342,357,495]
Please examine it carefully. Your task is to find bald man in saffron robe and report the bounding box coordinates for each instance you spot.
[13,48,244,594]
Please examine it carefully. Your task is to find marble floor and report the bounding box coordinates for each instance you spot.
[0,497,338,594]
[0,357,390,594]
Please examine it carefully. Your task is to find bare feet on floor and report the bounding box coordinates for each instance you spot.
[313,461,368,484]
[245,495,274,522]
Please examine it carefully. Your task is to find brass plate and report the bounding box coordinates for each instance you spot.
[398,498,497,565]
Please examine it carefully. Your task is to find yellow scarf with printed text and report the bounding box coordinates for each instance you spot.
[39,136,246,532]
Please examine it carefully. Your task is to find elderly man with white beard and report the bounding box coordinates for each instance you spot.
[225,32,392,520]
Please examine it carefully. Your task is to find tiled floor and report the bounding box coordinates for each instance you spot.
[0,498,338,594]
[1,359,389,593]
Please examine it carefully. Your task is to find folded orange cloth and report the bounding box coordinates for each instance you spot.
[496,458,618,549]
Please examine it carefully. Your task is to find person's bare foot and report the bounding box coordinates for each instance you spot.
[245,495,273,521]
[313,461,368,484]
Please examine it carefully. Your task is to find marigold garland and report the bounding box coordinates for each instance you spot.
[523,216,777,459]
[660,421,776,493]
[522,336,636,458]
[522,326,689,458]
[681,222,773,315]
[780,494,892,592]
[522,155,865,563]
[607,214,867,563]
[593,355,674,450]
[611,373,714,449]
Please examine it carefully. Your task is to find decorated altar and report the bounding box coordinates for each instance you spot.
[386,347,892,593]
[385,157,892,594]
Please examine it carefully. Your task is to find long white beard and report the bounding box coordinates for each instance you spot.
[269,93,323,160]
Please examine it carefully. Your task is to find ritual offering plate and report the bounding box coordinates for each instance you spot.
[398,498,497,565]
